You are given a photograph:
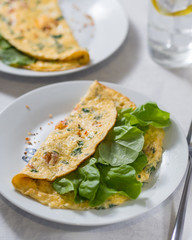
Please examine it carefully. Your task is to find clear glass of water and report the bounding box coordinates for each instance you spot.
[148,0,192,68]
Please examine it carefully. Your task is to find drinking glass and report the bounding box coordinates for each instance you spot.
[148,0,192,68]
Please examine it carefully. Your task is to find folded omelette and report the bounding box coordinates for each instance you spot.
[12,81,169,210]
[0,0,90,71]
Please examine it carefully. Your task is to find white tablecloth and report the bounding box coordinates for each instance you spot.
[0,0,192,239]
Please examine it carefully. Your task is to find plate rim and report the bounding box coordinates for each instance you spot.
[0,0,129,77]
[0,80,188,226]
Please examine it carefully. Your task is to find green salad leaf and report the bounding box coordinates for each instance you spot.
[129,152,148,174]
[0,34,35,66]
[0,35,11,49]
[52,102,171,207]
[52,158,100,203]
[100,164,142,199]
[78,158,100,201]
[52,171,80,198]
[117,102,171,129]
[98,126,144,166]
[90,182,117,207]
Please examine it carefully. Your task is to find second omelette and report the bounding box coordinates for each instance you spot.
[0,0,90,71]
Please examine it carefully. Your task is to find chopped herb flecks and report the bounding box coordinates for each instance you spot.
[95,206,106,210]
[82,108,90,113]
[109,204,117,208]
[55,39,64,53]
[30,169,38,173]
[77,140,84,146]
[78,124,83,130]
[52,150,59,154]
[60,160,69,165]
[52,34,63,39]
[150,166,155,173]
[151,147,156,153]
[37,43,44,50]
[88,136,93,139]
[148,166,156,174]
[56,16,64,21]
[15,36,24,40]
[94,115,102,120]
[71,147,82,156]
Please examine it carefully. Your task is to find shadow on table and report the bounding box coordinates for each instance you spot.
[0,20,141,98]
[168,68,192,84]
[152,62,192,84]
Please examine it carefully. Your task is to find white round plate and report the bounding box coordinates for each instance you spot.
[0,81,188,226]
[0,0,128,77]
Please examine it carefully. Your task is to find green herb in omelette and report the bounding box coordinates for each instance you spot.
[52,34,63,39]
[82,108,90,113]
[71,147,82,156]
[30,169,38,173]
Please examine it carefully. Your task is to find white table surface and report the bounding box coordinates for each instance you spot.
[0,0,192,239]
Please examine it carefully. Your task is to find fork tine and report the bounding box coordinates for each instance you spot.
[187,120,192,145]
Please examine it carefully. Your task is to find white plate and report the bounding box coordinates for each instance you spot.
[0,81,188,226]
[0,0,128,77]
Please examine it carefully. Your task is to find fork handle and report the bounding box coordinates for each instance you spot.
[171,158,192,240]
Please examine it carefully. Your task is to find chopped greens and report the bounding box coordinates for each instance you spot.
[71,147,82,156]
[82,108,90,113]
[54,39,64,53]
[94,115,102,120]
[56,16,64,21]
[37,42,44,50]
[78,124,83,130]
[52,34,63,39]
[60,160,69,165]
[53,102,171,207]
[30,169,38,173]
[77,140,84,146]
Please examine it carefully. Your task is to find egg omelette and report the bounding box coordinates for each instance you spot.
[12,81,165,209]
[0,0,90,71]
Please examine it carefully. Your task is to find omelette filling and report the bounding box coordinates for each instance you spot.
[51,102,171,208]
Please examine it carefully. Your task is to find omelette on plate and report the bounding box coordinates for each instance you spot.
[12,81,171,210]
[0,0,90,71]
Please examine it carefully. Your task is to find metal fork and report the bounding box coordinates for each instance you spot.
[171,121,192,240]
